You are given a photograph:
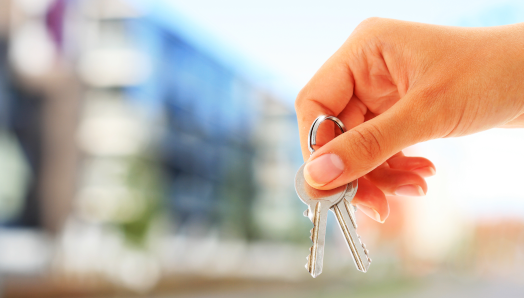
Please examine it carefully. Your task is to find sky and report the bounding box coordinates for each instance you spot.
[161,0,524,104]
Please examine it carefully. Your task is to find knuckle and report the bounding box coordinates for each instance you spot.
[351,17,404,47]
[294,86,310,113]
[348,17,387,49]
[351,124,384,163]
[353,17,385,35]
[358,17,383,29]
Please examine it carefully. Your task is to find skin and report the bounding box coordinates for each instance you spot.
[295,18,524,223]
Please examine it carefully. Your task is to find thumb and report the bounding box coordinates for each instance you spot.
[303,98,431,190]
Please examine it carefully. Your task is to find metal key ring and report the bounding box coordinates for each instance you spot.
[308,115,347,154]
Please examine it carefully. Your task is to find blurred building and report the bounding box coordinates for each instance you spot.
[0,0,306,295]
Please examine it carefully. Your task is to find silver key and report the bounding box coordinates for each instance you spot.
[295,164,348,278]
[330,183,372,272]
[295,115,371,277]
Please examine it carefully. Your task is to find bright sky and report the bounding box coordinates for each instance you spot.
[164,0,523,101]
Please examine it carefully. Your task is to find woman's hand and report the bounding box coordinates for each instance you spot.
[295,18,524,223]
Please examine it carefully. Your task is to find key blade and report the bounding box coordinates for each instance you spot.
[306,201,329,278]
[331,198,371,273]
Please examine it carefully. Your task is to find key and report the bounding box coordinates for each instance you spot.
[295,114,371,277]
[330,181,372,272]
[295,163,348,278]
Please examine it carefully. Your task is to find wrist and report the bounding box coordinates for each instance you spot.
[494,23,524,128]
[487,23,524,127]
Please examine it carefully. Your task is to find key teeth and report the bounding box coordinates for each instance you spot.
[356,231,371,263]
[361,240,369,254]
[362,240,371,263]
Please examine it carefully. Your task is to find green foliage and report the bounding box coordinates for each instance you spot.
[118,156,164,248]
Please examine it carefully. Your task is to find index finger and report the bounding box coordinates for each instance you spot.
[294,50,356,161]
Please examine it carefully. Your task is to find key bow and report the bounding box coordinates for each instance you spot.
[308,115,347,154]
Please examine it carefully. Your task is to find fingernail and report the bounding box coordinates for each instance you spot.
[395,184,425,196]
[357,204,385,223]
[304,154,344,187]
[412,166,436,177]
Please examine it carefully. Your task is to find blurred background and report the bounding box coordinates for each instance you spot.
[0,0,524,297]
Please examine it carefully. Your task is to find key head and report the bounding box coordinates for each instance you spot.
[294,163,348,207]
[343,179,358,203]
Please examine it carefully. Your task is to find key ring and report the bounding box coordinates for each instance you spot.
[308,115,347,154]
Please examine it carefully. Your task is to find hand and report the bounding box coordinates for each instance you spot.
[295,18,524,223]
